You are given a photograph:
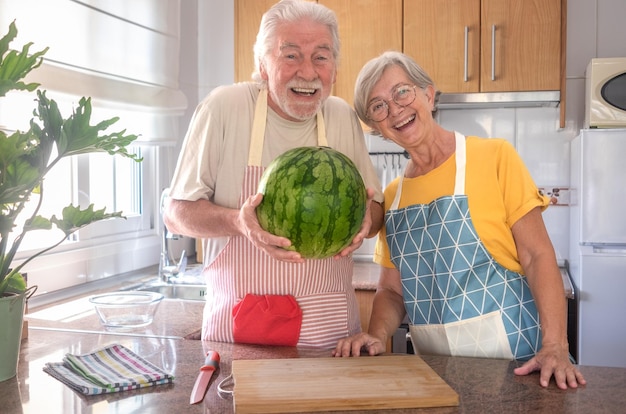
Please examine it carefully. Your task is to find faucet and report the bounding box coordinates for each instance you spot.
[159,229,187,283]
[159,188,187,283]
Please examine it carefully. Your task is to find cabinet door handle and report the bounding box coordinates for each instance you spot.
[464,26,469,82]
[491,24,496,81]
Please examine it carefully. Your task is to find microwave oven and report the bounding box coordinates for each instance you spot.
[585,57,626,128]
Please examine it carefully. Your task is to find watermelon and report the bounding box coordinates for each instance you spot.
[256,146,367,259]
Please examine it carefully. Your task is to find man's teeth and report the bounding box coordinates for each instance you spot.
[395,115,415,128]
[292,87,316,95]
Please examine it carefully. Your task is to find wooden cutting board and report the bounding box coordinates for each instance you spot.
[231,355,459,413]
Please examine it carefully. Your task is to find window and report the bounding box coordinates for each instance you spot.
[10,147,146,254]
[1,1,185,297]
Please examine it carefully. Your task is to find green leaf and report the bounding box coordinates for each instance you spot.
[24,215,52,231]
[31,204,126,235]
[34,92,142,162]
[0,21,47,97]
[4,272,27,294]
[0,130,45,206]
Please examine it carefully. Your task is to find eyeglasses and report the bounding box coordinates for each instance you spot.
[366,84,418,122]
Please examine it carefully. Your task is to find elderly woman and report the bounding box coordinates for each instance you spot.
[333,51,585,390]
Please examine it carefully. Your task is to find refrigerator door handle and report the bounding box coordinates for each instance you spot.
[591,246,626,255]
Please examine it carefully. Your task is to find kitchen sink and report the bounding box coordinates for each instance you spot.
[122,282,207,301]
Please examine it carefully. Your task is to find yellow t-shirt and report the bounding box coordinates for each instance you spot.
[374,136,549,274]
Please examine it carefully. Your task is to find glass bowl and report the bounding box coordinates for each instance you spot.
[89,291,164,329]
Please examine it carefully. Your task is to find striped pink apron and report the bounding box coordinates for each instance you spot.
[201,89,360,348]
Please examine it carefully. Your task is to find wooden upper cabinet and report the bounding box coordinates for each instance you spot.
[234,0,402,106]
[320,0,402,106]
[404,0,562,94]
[404,0,481,93]
[235,0,563,97]
[480,0,561,92]
[234,0,278,82]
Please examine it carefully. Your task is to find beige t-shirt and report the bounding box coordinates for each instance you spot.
[169,82,383,264]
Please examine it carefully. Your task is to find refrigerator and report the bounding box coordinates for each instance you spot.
[569,128,626,368]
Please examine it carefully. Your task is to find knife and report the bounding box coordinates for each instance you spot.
[190,350,220,404]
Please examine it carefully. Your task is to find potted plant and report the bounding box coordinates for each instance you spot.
[0,21,141,381]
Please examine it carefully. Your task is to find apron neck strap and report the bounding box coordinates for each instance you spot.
[390,132,467,210]
[453,131,466,195]
[248,88,269,166]
[316,111,328,147]
[248,88,328,166]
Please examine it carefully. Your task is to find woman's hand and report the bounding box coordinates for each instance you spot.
[513,342,586,389]
[332,332,387,357]
[239,193,304,263]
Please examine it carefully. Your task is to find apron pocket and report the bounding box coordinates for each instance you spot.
[297,292,349,349]
[408,323,451,356]
[409,310,514,359]
[232,294,302,346]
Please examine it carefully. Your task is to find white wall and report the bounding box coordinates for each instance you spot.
[178,0,626,263]
[177,0,234,155]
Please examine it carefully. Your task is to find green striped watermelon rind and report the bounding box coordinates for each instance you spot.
[256,146,367,259]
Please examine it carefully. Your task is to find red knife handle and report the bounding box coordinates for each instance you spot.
[200,350,220,371]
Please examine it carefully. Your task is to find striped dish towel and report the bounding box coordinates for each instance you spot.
[43,344,174,395]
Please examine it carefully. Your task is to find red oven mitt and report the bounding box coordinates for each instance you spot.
[232,294,303,346]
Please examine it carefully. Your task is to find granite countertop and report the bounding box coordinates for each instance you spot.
[3,292,625,413]
[25,294,204,338]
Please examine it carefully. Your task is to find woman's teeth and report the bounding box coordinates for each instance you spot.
[394,115,415,129]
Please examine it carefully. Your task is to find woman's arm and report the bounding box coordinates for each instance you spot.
[511,207,586,389]
[332,265,405,356]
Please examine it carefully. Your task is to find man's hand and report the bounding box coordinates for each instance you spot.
[335,188,377,258]
[239,193,305,263]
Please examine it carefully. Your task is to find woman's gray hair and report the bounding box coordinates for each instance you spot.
[251,0,340,84]
[353,51,440,129]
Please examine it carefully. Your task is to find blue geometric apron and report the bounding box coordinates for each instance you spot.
[385,132,540,361]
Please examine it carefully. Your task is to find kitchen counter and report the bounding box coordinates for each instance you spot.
[24,293,204,338]
[3,296,625,413]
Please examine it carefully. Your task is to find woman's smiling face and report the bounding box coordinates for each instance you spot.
[367,65,436,148]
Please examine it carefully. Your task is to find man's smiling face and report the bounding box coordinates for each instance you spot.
[260,19,337,121]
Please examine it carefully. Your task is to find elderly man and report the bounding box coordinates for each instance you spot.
[164,0,383,348]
